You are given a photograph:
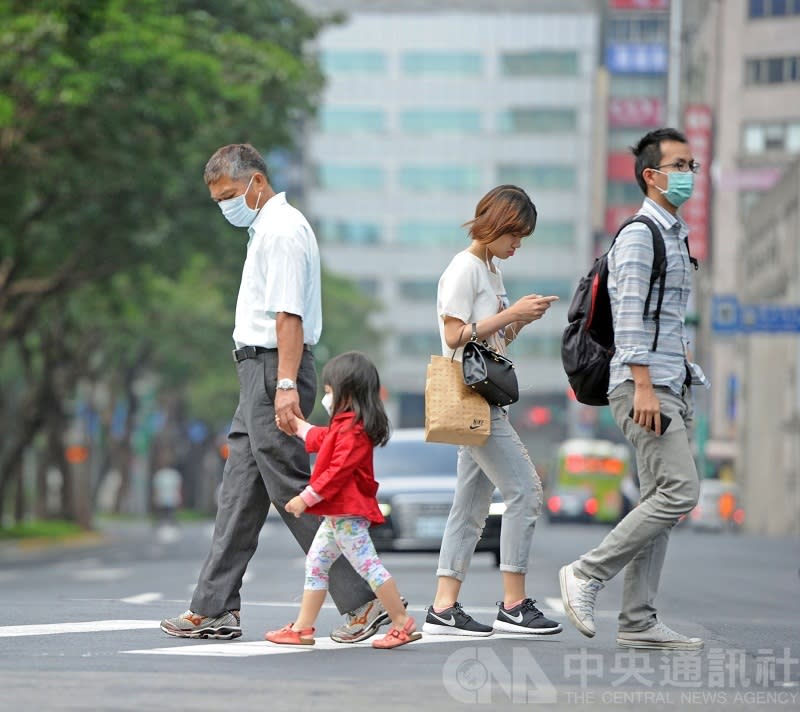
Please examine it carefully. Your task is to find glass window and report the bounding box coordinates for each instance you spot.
[607,181,642,204]
[497,164,576,191]
[398,280,439,302]
[498,108,577,133]
[402,51,482,76]
[772,0,788,14]
[749,0,766,15]
[609,75,667,97]
[608,17,668,42]
[318,108,385,133]
[743,121,800,153]
[397,221,466,246]
[746,56,800,84]
[744,125,766,153]
[787,123,800,152]
[530,221,576,247]
[400,109,481,133]
[320,50,386,74]
[608,129,645,152]
[501,51,579,76]
[399,165,482,192]
[315,219,382,245]
[316,164,383,191]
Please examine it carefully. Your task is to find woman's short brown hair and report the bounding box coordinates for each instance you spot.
[464,184,537,245]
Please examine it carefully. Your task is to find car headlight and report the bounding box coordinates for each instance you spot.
[488,502,506,516]
[379,502,392,516]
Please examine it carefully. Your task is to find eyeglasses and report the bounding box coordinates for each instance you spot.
[654,160,701,174]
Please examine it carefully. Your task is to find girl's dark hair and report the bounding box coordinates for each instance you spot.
[321,351,390,447]
[631,127,688,194]
[463,184,537,245]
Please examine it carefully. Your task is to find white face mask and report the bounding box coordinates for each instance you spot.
[218,175,262,227]
[321,392,334,416]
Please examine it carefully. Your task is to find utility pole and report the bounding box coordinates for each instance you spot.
[667,0,683,127]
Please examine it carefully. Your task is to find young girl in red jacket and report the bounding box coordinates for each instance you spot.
[264,351,421,649]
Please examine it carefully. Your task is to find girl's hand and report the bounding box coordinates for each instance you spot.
[511,295,558,324]
[285,496,307,518]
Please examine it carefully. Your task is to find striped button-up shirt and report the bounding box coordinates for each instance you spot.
[607,198,709,397]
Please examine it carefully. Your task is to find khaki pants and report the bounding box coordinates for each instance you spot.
[573,381,700,632]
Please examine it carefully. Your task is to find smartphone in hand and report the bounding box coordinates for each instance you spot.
[628,408,672,434]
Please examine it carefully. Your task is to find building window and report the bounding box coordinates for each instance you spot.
[318,108,385,134]
[500,51,579,76]
[400,109,481,134]
[398,280,439,302]
[749,0,800,17]
[397,221,466,246]
[743,121,800,153]
[607,181,642,205]
[315,164,384,191]
[607,17,669,43]
[498,108,577,133]
[315,219,382,245]
[399,165,482,192]
[530,221,576,247]
[497,164,576,191]
[609,75,667,98]
[608,129,646,152]
[320,50,386,74]
[402,51,482,76]
[745,56,800,84]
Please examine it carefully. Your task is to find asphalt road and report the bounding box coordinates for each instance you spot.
[1,514,798,712]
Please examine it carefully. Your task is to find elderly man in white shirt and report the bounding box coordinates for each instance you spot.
[160,144,387,643]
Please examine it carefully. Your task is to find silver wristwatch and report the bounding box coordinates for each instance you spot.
[276,378,297,391]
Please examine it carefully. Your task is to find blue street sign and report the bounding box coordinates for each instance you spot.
[711,294,800,333]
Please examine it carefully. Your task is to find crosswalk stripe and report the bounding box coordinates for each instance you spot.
[0,620,159,638]
[122,631,555,657]
[121,593,163,605]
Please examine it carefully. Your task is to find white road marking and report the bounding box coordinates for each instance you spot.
[121,593,163,605]
[545,597,565,614]
[123,632,555,657]
[71,567,132,582]
[0,620,159,638]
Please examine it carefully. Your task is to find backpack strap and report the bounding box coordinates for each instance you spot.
[613,215,667,352]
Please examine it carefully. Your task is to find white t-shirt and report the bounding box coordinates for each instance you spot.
[437,250,510,361]
[233,192,322,349]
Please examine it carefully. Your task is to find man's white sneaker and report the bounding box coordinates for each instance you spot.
[559,563,604,638]
[617,621,704,650]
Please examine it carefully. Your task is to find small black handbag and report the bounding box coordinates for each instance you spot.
[462,323,519,407]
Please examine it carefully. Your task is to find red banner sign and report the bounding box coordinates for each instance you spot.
[610,0,669,10]
[608,97,664,128]
[683,104,712,262]
[607,152,635,181]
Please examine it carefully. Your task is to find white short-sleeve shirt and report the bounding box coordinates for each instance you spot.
[232,192,322,349]
[437,250,510,361]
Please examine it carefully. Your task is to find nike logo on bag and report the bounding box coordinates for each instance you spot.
[502,611,524,623]
[469,419,485,430]
[430,613,456,626]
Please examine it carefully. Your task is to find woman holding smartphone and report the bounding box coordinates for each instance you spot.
[422,184,563,637]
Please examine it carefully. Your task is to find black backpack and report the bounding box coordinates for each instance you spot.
[561,215,692,406]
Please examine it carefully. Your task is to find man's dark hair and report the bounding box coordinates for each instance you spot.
[631,128,688,195]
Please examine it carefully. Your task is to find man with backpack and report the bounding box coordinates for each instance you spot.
[559,128,710,650]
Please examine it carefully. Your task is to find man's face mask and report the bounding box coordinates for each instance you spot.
[218,175,262,227]
[653,169,694,208]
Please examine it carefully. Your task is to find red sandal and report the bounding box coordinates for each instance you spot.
[372,616,421,649]
[265,622,315,646]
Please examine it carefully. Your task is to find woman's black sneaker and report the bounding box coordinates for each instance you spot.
[492,598,563,634]
[422,602,494,636]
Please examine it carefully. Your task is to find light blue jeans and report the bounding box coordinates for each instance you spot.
[437,406,543,579]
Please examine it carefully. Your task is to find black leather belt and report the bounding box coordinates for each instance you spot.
[232,345,311,363]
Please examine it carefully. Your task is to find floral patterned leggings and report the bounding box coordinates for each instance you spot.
[305,515,392,592]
